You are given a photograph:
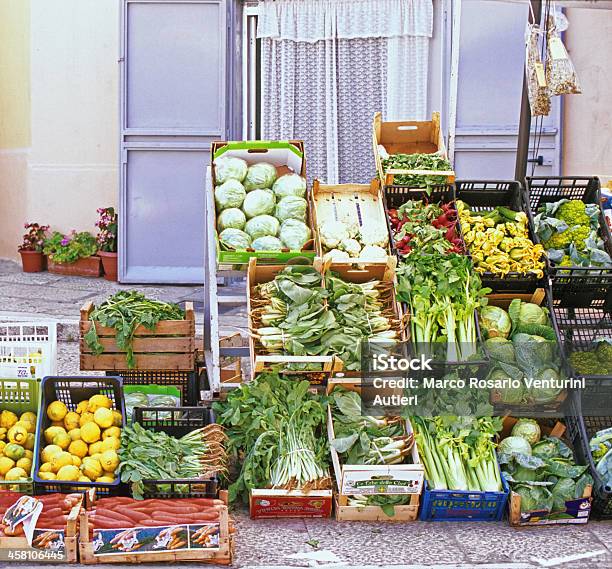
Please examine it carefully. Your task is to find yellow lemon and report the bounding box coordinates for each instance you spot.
[68,428,81,441]
[0,456,15,476]
[56,465,80,481]
[0,441,5,453]
[103,426,121,440]
[72,455,82,467]
[79,412,95,427]
[41,444,62,463]
[76,400,89,415]
[63,411,80,431]
[39,462,53,473]
[95,475,115,483]
[5,467,27,481]
[80,458,103,480]
[78,475,91,482]
[88,441,103,456]
[68,440,88,459]
[87,395,112,413]
[53,432,71,451]
[47,401,68,422]
[15,420,35,434]
[7,425,28,445]
[16,457,32,473]
[38,472,56,480]
[81,422,100,444]
[0,410,18,429]
[24,450,33,460]
[100,437,120,452]
[93,408,113,429]
[89,453,101,462]
[50,421,65,428]
[4,443,25,461]
[24,433,35,450]
[20,411,37,425]
[50,451,73,473]
[44,426,66,444]
[99,450,119,472]
[112,410,123,427]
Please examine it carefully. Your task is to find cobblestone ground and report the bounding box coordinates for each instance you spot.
[1,259,612,568]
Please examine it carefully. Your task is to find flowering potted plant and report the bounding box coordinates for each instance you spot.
[43,230,101,277]
[18,223,49,272]
[96,207,118,281]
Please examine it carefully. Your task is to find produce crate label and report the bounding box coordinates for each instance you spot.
[341,468,424,496]
[250,493,333,519]
[3,496,43,546]
[92,524,207,555]
[32,529,66,557]
[518,497,591,525]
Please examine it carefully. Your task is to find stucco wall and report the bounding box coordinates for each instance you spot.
[0,0,119,260]
[563,8,612,178]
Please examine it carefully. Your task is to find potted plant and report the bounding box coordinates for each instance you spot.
[43,230,101,277]
[96,207,118,281]
[18,223,49,272]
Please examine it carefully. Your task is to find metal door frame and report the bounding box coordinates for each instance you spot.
[118,0,229,283]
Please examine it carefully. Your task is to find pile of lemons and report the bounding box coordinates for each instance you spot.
[0,410,36,482]
[38,394,122,484]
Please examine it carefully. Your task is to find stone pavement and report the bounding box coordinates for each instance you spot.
[2,258,612,568]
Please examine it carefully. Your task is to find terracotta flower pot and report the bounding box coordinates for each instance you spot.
[19,250,45,273]
[98,251,118,282]
[48,256,102,277]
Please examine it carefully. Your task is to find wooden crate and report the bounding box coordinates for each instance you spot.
[79,302,195,371]
[508,486,592,527]
[372,111,455,187]
[0,495,82,563]
[246,259,344,382]
[310,179,392,264]
[327,379,424,522]
[78,493,233,565]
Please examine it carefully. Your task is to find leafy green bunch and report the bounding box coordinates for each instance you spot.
[382,152,452,191]
[396,253,490,362]
[213,371,330,503]
[84,290,185,368]
[43,230,98,264]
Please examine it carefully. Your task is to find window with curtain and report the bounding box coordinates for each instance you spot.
[257,0,434,184]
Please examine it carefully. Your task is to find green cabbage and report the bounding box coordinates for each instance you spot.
[244,215,280,240]
[219,228,251,250]
[242,189,276,218]
[485,337,516,363]
[518,302,549,326]
[479,306,512,339]
[214,156,248,184]
[275,196,308,223]
[215,179,246,211]
[251,236,283,251]
[511,418,541,445]
[272,173,307,199]
[279,219,312,251]
[217,208,246,231]
[244,162,277,191]
[498,435,532,456]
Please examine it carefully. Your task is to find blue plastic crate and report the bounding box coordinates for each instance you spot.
[419,474,510,522]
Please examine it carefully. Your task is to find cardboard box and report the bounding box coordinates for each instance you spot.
[249,489,333,519]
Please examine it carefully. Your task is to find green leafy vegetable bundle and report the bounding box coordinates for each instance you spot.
[589,426,612,490]
[330,387,413,465]
[118,422,227,499]
[412,415,503,492]
[534,199,612,269]
[396,253,489,362]
[213,371,331,503]
[497,422,592,514]
[83,290,185,368]
[251,265,400,370]
[479,298,563,405]
[381,152,452,191]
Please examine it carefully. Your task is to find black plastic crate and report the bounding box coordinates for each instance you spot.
[105,368,199,405]
[130,405,219,499]
[455,180,545,293]
[33,376,126,496]
[383,184,459,257]
[525,176,612,308]
[553,305,612,413]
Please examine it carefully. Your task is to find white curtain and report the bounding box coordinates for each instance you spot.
[258,0,433,184]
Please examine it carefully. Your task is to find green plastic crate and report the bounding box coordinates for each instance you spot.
[0,378,40,494]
